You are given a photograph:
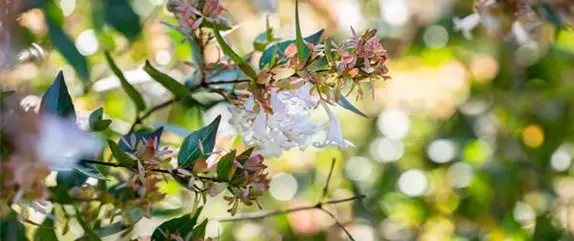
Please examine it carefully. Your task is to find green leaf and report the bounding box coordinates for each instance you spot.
[295,0,306,61]
[337,94,368,118]
[45,19,90,82]
[259,29,324,69]
[34,218,58,241]
[533,215,563,241]
[1,210,27,241]
[236,147,255,165]
[151,207,203,241]
[40,71,76,119]
[102,0,141,41]
[178,116,221,169]
[217,150,237,181]
[74,162,106,180]
[108,140,134,166]
[200,20,232,31]
[119,127,164,152]
[213,26,258,80]
[89,107,112,131]
[189,36,202,68]
[76,213,102,241]
[324,37,333,65]
[190,219,208,240]
[104,52,146,111]
[153,123,191,137]
[93,222,125,238]
[144,61,199,105]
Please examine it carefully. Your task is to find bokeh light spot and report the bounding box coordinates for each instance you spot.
[269,172,298,201]
[345,156,373,181]
[423,25,449,49]
[551,144,573,172]
[427,139,457,163]
[75,29,99,56]
[377,109,410,140]
[370,138,404,163]
[397,169,428,197]
[522,124,544,148]
[447,162,474,188]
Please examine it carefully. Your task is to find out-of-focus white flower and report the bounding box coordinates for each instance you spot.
[453,13,481,40]
[314,102,354,149]
[35,115,102,170]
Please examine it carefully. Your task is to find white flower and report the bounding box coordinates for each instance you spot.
[35,115,102,170]
[453,13,481,40]
[228,83,321,156]
[313,102,354,149]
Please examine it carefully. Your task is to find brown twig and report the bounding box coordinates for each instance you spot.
[213,158,363,241]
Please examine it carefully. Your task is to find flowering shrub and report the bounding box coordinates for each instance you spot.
[0,0,388,240]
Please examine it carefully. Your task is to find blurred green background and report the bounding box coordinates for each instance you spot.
[2,0,574,240]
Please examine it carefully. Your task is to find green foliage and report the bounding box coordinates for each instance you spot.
[337,94,368,118]
[144,61,201,107]
[151,207,204,241]
[104,52,146,111]
[88,107,112,132]
[258,29,324,69]
[74,161,106,180]
[178,116,221,169]
[44,19,90,82]
[1,211,27,241]
[217,150,237,181]
[34,218,58,241]
[40,71,76,119]
[213,26,258,80]
[295,0,306,62]
[76,212,102,241]
[108,140,134,166]
[101,0,141,41]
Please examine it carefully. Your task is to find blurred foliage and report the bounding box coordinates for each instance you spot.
[2,0,574,240]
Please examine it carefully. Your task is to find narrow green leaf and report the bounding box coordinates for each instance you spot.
[236,147,255,165]
[45,19,90,82]
[295,0,306,61]
[34,218,58,241]
[189,36,202,68]
[102,0,141,41]
[104,52,146,111]
[324,37,333,65]
[151,207,203,241]
[108,140,134,166]
[190,219,208,240]
[76,213,102,241]
[74,162,106,180]
[217,150,237,181]
[89,107,112,131]
[178,116,221,169]
[144,61,193,100]
[93,222,126,238]
[337,94,368,118]
[212,27,258,80]
[533,3,564,30]
[40,71,76,119]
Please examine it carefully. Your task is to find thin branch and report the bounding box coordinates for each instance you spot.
[321,158,336,200]
[214,195,365,222]
[79,159,220,182]
[320,208,356,241]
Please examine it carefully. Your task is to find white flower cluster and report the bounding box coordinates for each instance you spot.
[229,83,353,156]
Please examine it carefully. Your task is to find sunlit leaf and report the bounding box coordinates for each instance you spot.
[178,116,221,169]
[34,218,58,241]
[104,52,146,111]
[144,61,201,108]
[217,150,237,181]
[213,26,258,80]
[40,71,76,119]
